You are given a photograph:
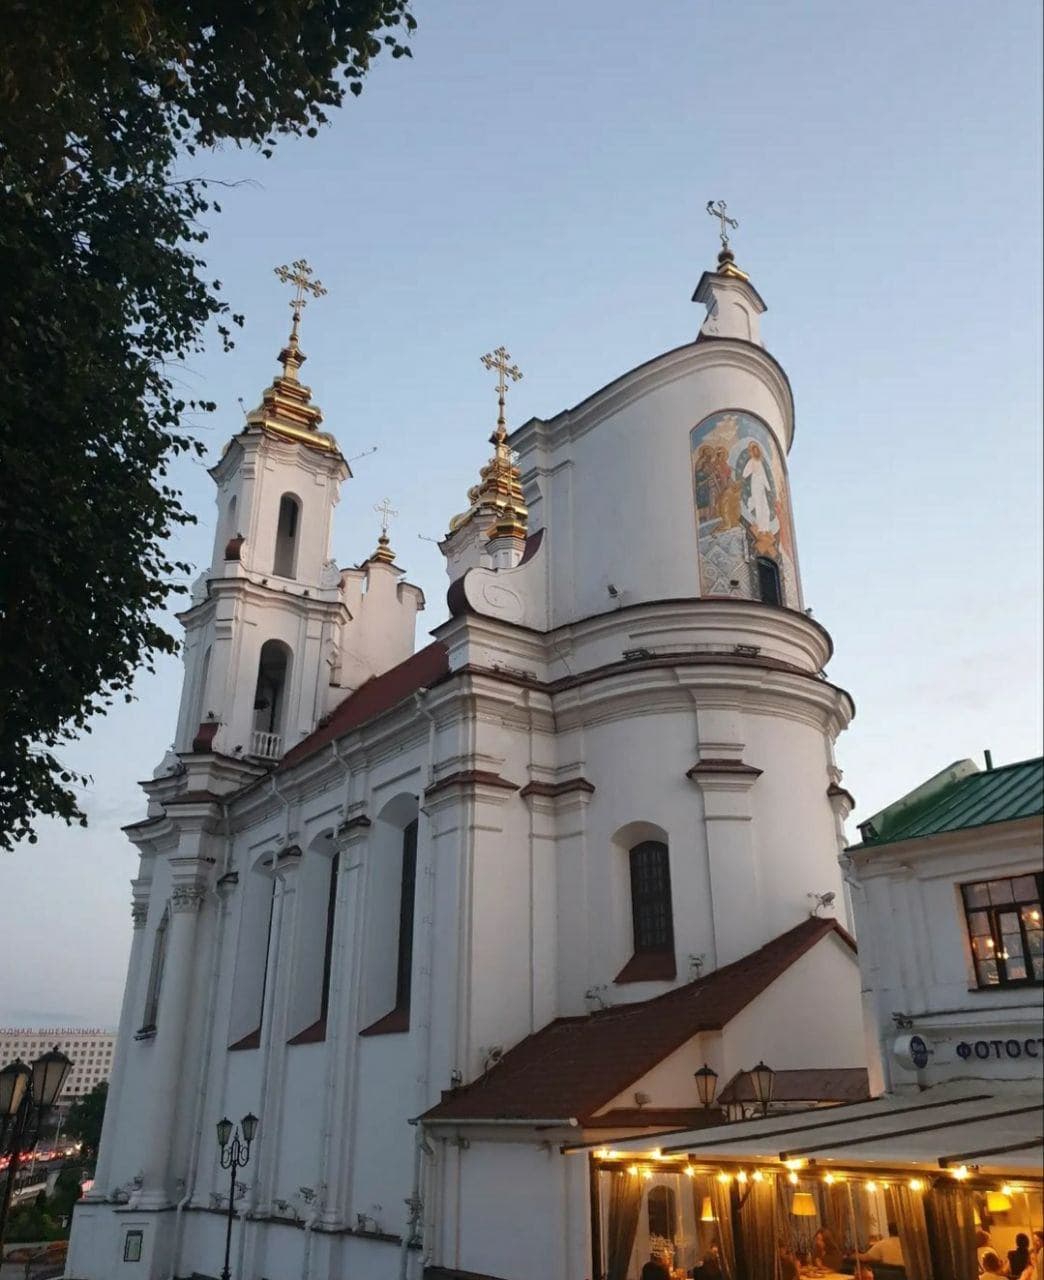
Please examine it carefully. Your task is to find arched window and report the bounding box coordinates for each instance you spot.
[224,493,238,549]
[194,644,212,729]
[647,1184,678,1242]
[755,555,782,606]
[630,841,674,954]
[288,833,340,1044]
[251,640,291,759]
[273,493,301,578]
[138,907,169,1035]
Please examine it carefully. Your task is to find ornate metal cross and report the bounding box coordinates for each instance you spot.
[706,200,739,251]
[374,497,398,537]
[274,258,328,315]
[480,346,523,432]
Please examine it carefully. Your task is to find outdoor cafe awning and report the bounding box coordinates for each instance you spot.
[565,1082,1043,1181]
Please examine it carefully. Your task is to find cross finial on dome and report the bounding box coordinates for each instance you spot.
[704,200,748,279]
[370,497,399,564]
[480,346,523,443]
[273,259,328,379]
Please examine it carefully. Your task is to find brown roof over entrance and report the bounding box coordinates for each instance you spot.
[279,641,450,770]
[716,1067,870,1105]
[424,917,855,1124]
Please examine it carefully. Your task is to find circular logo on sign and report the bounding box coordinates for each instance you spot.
[909,1035,929,1068]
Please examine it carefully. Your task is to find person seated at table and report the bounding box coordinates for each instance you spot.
[814,1226,844,1271]
[641,1247,672,1280]
[778,1242,801,1280]
[1009,1236,1032,1278]
[691,1244,723,1278]
[859,1221,906,1268]
[981,1250,1007,1276]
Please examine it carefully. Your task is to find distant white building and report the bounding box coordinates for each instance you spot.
[843,754,1044,1093]
[0,1028,116,1101]
[68,243,871,1280]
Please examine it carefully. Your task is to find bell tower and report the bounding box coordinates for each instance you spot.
[174,261,351,762]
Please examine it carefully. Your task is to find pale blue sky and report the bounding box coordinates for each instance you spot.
[2,0,1041,1026]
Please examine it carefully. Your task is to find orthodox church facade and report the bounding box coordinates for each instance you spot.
[68,239,869,1280]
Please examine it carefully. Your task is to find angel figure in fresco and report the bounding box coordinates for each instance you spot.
[741,441,777,534]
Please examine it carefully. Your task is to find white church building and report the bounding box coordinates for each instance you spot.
[67,237,871,1280]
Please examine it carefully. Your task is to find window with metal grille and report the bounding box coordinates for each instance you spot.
[962,874,1043,987]
[756,555,782,606]
[629,841,674,953]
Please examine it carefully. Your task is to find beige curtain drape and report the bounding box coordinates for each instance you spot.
[706,1176,738,1279]
[606,1169,643,1280]
[890,1184,933,1280]
[925,1183,978,1280]
[738,1175,780,1280]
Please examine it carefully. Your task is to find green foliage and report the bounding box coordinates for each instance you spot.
[0,0,416,851]
[5,1195,65,1242]
[62,1082,109,1160]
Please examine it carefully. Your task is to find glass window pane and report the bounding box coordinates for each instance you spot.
[1010,875,1038,901]
[998,911,1021,934]
[963,882,991,909]
[1005,958,1028,981]
[988,880,1015,904]
[971,935,997,959]
[976,958,1000,986]
[1031,952,1044,981]
[1022,905,1043,929]
[968,912,993,937]
[1023,929,1043,957]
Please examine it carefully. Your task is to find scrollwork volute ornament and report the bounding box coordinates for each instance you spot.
[131,902,149,929]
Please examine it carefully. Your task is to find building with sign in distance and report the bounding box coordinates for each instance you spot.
[0,1028,116,1101]
[843,754,1043,1092]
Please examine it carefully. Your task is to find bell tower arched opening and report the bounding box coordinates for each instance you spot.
[273,493,301,578]
[251,640,291,760]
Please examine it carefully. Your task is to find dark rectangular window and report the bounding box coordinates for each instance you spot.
[395,819,419,1011]
[962,874,1043,987]
[319,853,339,1022]
[630,841,674,953]
[140,909,169,1033]
[756,556,782,606]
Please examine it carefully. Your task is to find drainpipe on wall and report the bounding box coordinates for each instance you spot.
[398,1119,429,1280]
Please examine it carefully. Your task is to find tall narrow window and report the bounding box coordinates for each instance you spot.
[647,1184,677,1242]
[319,853,340,1022]
[395,819,419,1012]
[962,874,1043,987]
[273,493,300,578]
[756,555,782,606]
[630,841,674,953]
[139,908,170,1035]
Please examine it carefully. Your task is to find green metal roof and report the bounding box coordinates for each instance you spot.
[850,756,1044,851]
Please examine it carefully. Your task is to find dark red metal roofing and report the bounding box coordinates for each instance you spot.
[424,917,855,1124]
[279,642,450,770]
[716,1067,870,1105]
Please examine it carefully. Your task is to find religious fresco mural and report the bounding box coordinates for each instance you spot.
[690,411,798,604]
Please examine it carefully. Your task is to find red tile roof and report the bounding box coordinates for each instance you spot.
[424,918,855,1124]
[279,642,450,770]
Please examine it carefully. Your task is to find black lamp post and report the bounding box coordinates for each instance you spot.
[0,1047,73,1247]
[216,1112,258,1280]
[749,1060,775,1117]
[693,1063,719,1110]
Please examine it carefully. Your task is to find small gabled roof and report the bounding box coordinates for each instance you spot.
[423,917,854,1125]
[279,641,450,770]
[849,756,1043,852]
[717,1067,870,1105]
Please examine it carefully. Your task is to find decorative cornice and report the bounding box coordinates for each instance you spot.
[423,770,520,799]
[518,778,596,799]
[686,758,763,779]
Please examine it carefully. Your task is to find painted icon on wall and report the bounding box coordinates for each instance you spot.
[691,411,798,602]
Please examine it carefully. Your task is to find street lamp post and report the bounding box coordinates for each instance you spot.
[749,1060,776,1117]
[0,1047,73,1248]
[216,1112,258,1280]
